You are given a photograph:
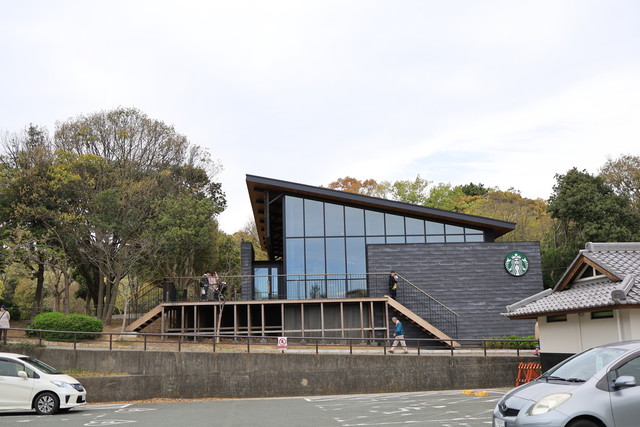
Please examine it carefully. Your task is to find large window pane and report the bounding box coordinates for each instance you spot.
[426,221,444,234]
[326,238,346,273]
[386,236,405,244]
[326,273,347,298]
[253,267,269,300]
[285,196,304,237]
[465,227,483,235]
[406,217,425,235]
[407,235,426,243]
[445,224,464,235]
[346,237,365,273]
[345,207,364,236]
[426,235,445,243]
[365,210,384,235]
[446,235,465,242]
[366,236,385,245]
[285,238,305,274]
[325,203,345,236]
[385,214,405,235]
[304,200,324,237]
[287,278,305,299]
[347,279,367,297]
[465,234,484,242]
[305,238,325,274]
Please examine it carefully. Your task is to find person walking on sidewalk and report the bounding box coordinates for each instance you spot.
[389,316,408,354]
[0,305,10,344]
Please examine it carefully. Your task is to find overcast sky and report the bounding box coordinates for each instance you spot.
[1,1,639,234]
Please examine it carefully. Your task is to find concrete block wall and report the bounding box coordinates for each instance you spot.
[17,348,535,402]
[367,242,542,339]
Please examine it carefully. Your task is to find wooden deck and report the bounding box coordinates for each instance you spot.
[127,296,458,347]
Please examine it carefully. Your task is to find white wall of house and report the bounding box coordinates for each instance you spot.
[538,311,631,354]
[539,314,582,353]
[627,310,640,340]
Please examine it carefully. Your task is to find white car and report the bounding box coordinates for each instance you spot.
[0,352,87,415]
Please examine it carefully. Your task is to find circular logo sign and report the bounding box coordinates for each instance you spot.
[505,251,529,276]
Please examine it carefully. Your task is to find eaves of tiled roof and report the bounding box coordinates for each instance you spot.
[504,242,640,319]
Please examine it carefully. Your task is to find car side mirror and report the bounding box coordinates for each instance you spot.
[17,370,28,379]
[614,375,636,389]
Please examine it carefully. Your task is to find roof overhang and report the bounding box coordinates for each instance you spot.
[247,174,516,254]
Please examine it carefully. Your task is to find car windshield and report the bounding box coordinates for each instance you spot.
[18,356,62,374]
[543,347,627,382]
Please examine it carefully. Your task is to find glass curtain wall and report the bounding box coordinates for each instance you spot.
[283,195,484,299]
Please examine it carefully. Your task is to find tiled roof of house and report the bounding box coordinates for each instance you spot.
[504,243,640,318]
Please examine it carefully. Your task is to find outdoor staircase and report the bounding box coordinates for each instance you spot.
[387,297,460,348]
[126,305,162,332]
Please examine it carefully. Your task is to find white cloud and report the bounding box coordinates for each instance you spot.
[1,1,639,233]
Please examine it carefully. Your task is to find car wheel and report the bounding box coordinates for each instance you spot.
[34,392,60,415]
[566,419,601,427]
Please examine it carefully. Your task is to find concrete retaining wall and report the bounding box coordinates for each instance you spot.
[15,348,534,402]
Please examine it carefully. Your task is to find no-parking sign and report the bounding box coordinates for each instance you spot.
[277,337,288,350]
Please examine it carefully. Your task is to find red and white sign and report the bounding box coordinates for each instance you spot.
[277,337,288,350]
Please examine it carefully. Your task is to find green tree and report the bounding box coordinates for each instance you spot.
[599,154,640,213]
[326,177,383,196]
[146,193,220,287]
[232,220,268,262]
[465,189,553,244]
[49,108,226,322]
[380,175,432,205]
[545,167,640,286]
[424,183,466,211]
[0,125,58,316]
[548,168,640,243]
[461,182,490,197]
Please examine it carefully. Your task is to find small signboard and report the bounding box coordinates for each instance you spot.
[277,337,288,351]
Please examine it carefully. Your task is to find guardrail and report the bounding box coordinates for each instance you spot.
[2,328,538,357]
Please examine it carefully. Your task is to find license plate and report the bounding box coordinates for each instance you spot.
[494,419,506,427]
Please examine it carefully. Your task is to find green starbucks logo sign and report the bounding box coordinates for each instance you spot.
[505,251,529,276]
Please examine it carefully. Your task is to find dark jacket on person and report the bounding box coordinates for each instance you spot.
[388,274,398,291]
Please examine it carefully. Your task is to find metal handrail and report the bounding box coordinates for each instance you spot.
[395,274,459,338]
[130,273,460,338]
[2,327,538,357]
[398,275,459,316]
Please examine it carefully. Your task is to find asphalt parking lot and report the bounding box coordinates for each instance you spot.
[0,389,506,426]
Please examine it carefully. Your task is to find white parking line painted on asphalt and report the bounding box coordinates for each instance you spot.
[84,421,136,426]
[306,390,505,426]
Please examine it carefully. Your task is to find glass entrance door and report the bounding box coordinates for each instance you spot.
[253,265,279,300]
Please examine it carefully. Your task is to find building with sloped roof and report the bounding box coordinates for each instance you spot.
[129,175,544,343]
[242,175,543,341]
[504,242,640,368]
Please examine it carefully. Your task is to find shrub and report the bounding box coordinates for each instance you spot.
[484,335,537,349]
[27,312,103,341]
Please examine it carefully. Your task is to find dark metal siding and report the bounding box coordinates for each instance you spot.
[367,242,542,339]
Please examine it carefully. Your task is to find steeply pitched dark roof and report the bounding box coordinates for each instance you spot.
[504,242,640,319]
[247,174,516,255]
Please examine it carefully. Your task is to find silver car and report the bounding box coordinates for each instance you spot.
[493,340,640,427]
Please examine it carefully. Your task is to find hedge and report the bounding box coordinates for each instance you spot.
[484,335,537,349]
[27,312,103,341]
